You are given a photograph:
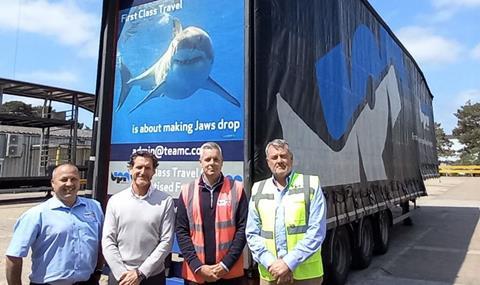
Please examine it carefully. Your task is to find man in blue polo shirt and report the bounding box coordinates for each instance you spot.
[5,163,104,285]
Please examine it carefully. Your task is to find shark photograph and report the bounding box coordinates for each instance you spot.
[110,1,245,144]
[116,18,240,113]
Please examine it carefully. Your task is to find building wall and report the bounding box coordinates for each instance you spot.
[0,132,91,177]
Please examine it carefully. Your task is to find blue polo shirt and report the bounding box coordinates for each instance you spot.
[6,196,104,284]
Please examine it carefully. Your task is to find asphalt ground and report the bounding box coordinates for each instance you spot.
[0,199,38,284]
[346,177,480,285]
[0,177,478,284]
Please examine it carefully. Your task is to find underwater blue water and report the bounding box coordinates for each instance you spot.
[111,0,244,144]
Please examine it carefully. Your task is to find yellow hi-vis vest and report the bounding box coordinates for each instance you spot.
[252,173,324,281]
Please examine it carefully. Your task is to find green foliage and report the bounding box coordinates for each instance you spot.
[457,150,480,165]
[453,101,480,164]
[435,122,454,158]
[0,101,49,117]
[1,101,89,130]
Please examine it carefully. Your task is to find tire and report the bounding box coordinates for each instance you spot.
[352,217,374,269]
[322,226,351,285]
[373,210,391,254]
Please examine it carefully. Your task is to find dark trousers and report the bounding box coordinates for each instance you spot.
[31,276,98,285]
[185,276,247,285]
[108,271,165,285]
[31,281,97,285]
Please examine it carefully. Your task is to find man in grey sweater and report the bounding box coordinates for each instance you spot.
[103,150,175,285]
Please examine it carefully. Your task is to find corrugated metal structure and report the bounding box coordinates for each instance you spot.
[0,126,92,177]
[0,78,95,189]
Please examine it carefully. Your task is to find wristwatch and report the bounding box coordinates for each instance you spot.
[136,269,146,282]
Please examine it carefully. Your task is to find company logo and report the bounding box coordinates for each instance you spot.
[217,199,231,207]
[225,174,243,182]
[111,171,131,184]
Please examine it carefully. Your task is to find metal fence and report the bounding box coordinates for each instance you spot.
[439,165,480,176]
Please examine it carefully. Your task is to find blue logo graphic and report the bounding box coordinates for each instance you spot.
[315,25,408,140]
[111,171,131,184]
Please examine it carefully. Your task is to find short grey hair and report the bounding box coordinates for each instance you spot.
[265,138,293,158]
[51,163,79,179]
[200,142,223,160]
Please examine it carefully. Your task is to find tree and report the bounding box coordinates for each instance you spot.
[435,122,454,158]
[32,105,46,117]
[0,101,56,117]
[452,101,480,164]
[0,101,34,116]
[0,101,48,117]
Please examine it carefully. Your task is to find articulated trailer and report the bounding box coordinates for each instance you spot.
[92,0,438,284]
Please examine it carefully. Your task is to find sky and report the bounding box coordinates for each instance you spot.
[369,0,480,133]
[0,0,479,133]
[0,0,103,127]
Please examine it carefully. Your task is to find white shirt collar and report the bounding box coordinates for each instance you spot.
[130,185,154,199]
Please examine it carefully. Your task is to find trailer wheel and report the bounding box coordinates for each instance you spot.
[322,226,351,285]
[373,210,390,254]
[352,217,374,269]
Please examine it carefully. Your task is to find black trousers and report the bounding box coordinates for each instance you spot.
[184,276,247,285]
[31,275,98,285]
[108,271,165,285]
[31,281,97,285]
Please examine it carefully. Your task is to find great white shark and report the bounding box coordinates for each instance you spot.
[117,18,240,113]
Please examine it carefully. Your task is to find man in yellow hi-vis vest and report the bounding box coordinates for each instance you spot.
[246,139,326,285]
